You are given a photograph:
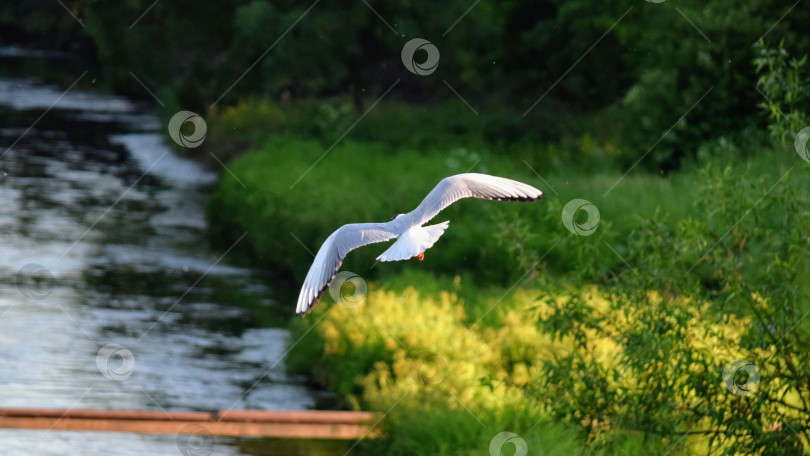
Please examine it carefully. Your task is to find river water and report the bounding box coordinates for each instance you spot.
[0,73,345,455]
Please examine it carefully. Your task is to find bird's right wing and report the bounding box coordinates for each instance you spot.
[409,173,544,226]
[296,222,398,315]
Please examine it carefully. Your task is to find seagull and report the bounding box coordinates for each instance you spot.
[295,173,544,315]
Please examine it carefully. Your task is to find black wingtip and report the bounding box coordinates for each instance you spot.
[295,264,343,317]
[488,192,544,203]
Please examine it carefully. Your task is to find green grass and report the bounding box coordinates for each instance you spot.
[206,106,810,455]
[206,129,727,290]
[206,133,544,285]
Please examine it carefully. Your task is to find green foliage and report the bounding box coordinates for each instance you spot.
[610,0,764,170]
[205,94,804,453]
[202,52,810,448]
[276,131,810,455]
[10,0,802,173]
[287,283,587,455]
[0,1,90,52]
[753,40,810,143]
[207,97,288,163]
[538,153,810,454]
[206,133,558,286]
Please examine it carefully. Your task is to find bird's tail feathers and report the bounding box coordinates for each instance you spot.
[376,221,449,262]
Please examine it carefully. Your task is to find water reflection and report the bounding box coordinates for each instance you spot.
[0,74,340,455]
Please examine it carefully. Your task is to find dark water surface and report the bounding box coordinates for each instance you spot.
[0,70,346,455]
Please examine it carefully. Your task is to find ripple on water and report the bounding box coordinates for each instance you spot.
[0,74,328,456]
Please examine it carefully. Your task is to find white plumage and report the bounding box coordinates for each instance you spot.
[295,173,544,315]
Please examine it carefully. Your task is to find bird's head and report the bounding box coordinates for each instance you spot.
[389,213,406,222]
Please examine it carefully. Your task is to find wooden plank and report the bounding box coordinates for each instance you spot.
[0,408,211,421]
[215,409,376,423]
[0,408,381,439]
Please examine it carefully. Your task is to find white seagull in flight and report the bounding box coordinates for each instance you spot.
[295,173,544,315]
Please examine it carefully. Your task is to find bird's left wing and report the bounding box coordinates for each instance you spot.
[296,222,398,315]
[408,173,544,226]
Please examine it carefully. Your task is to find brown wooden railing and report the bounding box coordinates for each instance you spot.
[0,408,381,439]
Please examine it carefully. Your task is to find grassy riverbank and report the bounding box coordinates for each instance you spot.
[205,102,810,454]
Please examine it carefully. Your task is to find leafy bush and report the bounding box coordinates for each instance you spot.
[539,153,810,454]
[280,138,810,454]
[288,283,590,455]
[202,39,810,454]
[753,40,810,143]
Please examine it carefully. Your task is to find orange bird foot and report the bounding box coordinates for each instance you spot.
[417,252,424,261]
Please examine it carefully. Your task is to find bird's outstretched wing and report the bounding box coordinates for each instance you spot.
[296,223,398,315]
[409,173,544,226]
